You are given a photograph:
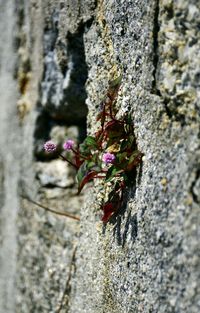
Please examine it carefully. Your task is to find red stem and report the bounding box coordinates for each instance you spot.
[22,196,80,221]
[59,154,78,169]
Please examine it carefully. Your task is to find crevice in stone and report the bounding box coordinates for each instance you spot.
[14,0,25,52]
[55,246,77,313]
[163,98,173,118]
[33,107,87,162]
[190,169,200,204]
[43,9,59,53]
[152,0,161,96]
[163,97,188,126]
[122,213,138,248]
[14,0,32,121]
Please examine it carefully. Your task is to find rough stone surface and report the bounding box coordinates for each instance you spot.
[69,1,200,312]
[0,0,199,313]
[0,1,19,312]
[36,160,74,188]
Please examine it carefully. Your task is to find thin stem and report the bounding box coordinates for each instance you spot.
[109,104,116,121]
[108,112,127,125]
[71,147,79,155]
[59,154,78,169]
[21,195,80,221]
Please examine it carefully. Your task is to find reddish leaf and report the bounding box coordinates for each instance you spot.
[78,170,98,194]
[74,154,84,168]
[104,120,125,139]
[95,129,102,140]
[101,202,115,223]
[96,102,107,127]
[104,120,116,130]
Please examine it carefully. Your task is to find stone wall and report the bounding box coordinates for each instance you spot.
[0,1,199,312]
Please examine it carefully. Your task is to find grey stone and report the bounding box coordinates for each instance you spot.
[40,1,95,122]
[36,160,74,188]
[50,125,79,143]
[0,0,199,313]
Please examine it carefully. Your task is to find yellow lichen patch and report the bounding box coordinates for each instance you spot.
[161,177,168,186]
[107,143,120,153]
[18,71,31,95]
[17,95,32,121]
[17,70,32,122]
[184,195,193,206]
[16,29,32,122]
[160,113,171,130]
[161,177,168,192]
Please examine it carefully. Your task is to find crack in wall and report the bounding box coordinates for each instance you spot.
[15,0,32,121]
[190,168,200,204]
[55,246,77,313]
[152,0,161,96]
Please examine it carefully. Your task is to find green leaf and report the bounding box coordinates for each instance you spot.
[79,144,89,156]
[105,165,123,182]
[125,114,132,125]
[116,152,128,163]
[79,136,98,156]
[126,150,143,171]
[128,150,140,165]
[120,140,129,152]
[86,160,101,172]
[109,74,122,88]
[84,136,98,148]
[76,162,88,185]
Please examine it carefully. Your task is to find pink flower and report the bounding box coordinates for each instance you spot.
[63,139,75,151]
[102,152,115,165]
[44,140,57,152]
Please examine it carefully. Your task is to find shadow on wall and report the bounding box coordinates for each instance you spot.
[103,163,143,247]
[34,10,92,161]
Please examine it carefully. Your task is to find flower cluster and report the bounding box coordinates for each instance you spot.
[44,141,57,152]
[102,152,115,165]
[43,76,143,222]
[63,139,74,151]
